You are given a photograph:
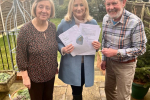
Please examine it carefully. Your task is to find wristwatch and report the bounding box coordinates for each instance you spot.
[116,50,121,57]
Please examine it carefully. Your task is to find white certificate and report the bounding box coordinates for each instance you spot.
[59,24,101,56]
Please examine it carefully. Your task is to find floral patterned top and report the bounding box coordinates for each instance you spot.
[16,21,58,83]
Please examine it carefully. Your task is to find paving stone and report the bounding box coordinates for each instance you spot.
[54,75,67,86]
[144,91,150,100]
[100,70,106,76]
[66,83,101,100]
[94,76,105,82]
[131,96,144,100]
[66,85,73,100]
[101,97,107,100]
[95,71,101,76]
[66,85,72,95]
[100,88,106,98]
[0,92,8,100]
[82,82,101,100]
[53,86,67,100]
[99,81,105,88]
[3,67,150,100]
[66,95,73,100]
[94,68,101,71]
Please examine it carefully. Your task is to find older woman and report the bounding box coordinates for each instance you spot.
[16,0,57,100]
[56,0,101,100]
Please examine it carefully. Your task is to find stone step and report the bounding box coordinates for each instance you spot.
[2,69,106,100]
[53,74,106,100]
[53,82,105,100]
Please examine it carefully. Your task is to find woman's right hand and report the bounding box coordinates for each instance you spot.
[22,76,31,89]
[62,44,74,54]
[21,71,31,89]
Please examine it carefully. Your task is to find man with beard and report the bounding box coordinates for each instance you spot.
[101,0,147,100]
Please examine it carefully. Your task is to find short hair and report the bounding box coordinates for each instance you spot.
[64,0,93,22]
[31,0,55,18]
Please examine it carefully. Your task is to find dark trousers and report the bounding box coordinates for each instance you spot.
[71,63,85,95]
[28,77,55,100]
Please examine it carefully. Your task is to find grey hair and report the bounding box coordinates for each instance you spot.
[31,0,55,18]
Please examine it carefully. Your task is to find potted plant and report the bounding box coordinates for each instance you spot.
[132,26,150,99]
[0,70,16,92]
[11,87,30,100]
[132,67,150,99]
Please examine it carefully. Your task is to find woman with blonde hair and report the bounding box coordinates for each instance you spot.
[16,0,57,100]
[57,0,101,100]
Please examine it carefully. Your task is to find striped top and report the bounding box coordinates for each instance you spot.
[102,9,147,62]
[16,21,58,83]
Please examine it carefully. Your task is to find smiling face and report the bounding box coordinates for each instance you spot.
[73,0,86,20]
[105,0,126,21]
[36,0,51,21]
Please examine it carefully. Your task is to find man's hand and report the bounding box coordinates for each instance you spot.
[101,48,118,57]
[101,61,106,70]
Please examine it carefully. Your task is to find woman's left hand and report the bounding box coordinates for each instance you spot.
[92,41,101,50]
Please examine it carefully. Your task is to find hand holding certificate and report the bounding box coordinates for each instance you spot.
[58,23,101,56]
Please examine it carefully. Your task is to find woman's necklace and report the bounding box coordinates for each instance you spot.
[44,32,46,39]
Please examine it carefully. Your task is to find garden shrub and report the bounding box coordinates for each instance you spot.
[54,0,68,19]
[137,27,150,68]
[54,0,106,21]
[88,0,106,21]
[0,73,10,82]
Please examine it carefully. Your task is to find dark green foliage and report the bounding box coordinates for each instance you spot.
[134,26,150,88]
[0,73,10,82]
[12,88,30,100]
[54,0,68,18]
[137,27,150,68]
[134,67,150,88]
[53,0,107,20]
[88,0,106,21]
[132,4,150,88]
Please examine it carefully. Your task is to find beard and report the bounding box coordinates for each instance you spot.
[107,8,123,20]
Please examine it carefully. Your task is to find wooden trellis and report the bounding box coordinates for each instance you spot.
[126,1,150,28]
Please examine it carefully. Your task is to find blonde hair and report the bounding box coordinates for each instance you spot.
[31,0,55,18]
[64,0,93,22]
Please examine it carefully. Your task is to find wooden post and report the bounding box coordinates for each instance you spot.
[0,3,5,31]
[141,3,146,21]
